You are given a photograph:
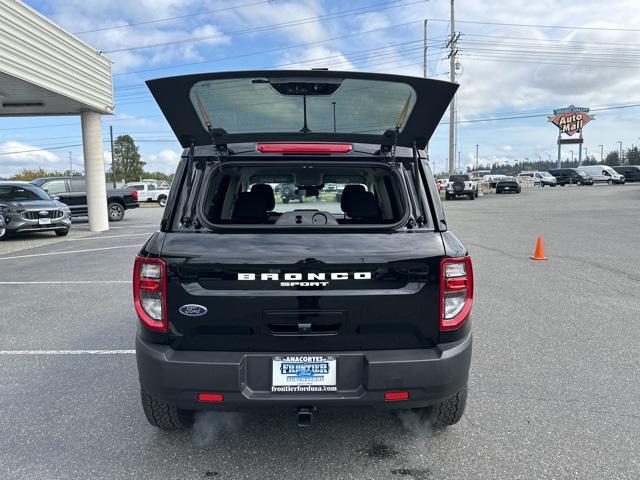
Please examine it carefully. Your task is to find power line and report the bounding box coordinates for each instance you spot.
[429,17,640,33]
[74,0,271,34]
[103,0,426,54]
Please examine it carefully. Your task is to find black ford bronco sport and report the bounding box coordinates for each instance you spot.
[135,70,472,430]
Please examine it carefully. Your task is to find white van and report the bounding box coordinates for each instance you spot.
[577,165,625,184]
[517,171,557,187]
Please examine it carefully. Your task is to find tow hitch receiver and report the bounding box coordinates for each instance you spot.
[296,407,314,427]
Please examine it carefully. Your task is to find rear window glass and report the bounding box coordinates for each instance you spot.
[189,77,416,136]
[449,175,469,182]
[198,163,406,228]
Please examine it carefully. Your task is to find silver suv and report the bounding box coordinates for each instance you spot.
[0,181,71,239]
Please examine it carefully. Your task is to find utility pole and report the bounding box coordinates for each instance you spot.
[110,125,116,188]
[68,151,72,172]
[423,19,428,78]
[448,0,457,175]
[598,144,603,163]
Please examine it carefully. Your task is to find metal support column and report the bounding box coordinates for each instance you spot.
[81,111,109,232]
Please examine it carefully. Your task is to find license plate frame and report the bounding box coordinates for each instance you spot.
[38,217,51,225]
[271,355,337,393]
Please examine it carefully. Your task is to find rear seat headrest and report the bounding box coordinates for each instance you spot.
[343,191,381,220]
[232,192,270,222]
[340,184,366,211]
[250,184,275,210]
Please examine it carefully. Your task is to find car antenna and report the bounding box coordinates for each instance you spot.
[299,94,311,133]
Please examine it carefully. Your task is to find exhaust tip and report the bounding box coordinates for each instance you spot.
[296,407,314,427]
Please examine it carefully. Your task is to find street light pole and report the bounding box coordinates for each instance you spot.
[598,144,603,163]
[475,144,479,176]
[110,125,116,188]
[618,141,623,165]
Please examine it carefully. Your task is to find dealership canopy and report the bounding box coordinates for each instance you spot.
[0,0,114,231]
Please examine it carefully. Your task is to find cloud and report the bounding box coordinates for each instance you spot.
[141,149,181,173]
[0,142,65,177]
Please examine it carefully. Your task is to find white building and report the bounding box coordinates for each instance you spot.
[0,0,114,231]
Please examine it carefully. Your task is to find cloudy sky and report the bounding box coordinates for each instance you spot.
[1,0,639,176]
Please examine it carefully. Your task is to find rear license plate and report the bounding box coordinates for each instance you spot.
[38,218,51,225]
[504,187,510,190]
[272,355,337,392]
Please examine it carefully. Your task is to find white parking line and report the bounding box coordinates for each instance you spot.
[73,225,157,230]
[67,233,151,241]
[0,244,140,261]
[0,350,135,355]
[0,281,129,285]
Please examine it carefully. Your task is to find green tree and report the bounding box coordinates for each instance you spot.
[625,146,640,165]
[9,168,80,181]
[604,151,620,166]
[113,135,145,182]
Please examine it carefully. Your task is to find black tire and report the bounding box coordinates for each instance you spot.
[431,386,468,428]
[282,197,289,204]
[140,389,193,431]
[469,192,475,200]
[108,202,125,222]
[0,227,6,240]
[607,179,613,185]
[445,193,451,200]
[495,190,501,194]
[158,196,167,207]
[55,228,69,237]
[517,188,521,193]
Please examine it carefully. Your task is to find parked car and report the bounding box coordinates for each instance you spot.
[445,174,479,200]
[548,168,593,186]
[0,181,71,239]
[613,165,640,182]
[517,171,557,187]
[135,70,472,431]
[495,176,521,194]
[124,182,170,207]
[577,165,625,184]
[32,176,139,221]
[277,183,305,203]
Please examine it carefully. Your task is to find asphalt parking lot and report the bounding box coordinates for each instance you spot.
[1,185,639,480]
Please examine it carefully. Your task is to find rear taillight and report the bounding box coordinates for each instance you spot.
[130,190,138,201]
[256,143,353,154]
[133,257,167,332]
[440,256,473,331]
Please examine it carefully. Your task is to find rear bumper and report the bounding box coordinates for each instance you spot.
[136,332,472,411]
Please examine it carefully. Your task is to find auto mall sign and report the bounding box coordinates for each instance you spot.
[547,105,595,136]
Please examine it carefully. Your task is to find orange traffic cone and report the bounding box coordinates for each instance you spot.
[530,236,548,260]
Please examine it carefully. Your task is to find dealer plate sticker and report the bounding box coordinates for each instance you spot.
[272,355,337,392]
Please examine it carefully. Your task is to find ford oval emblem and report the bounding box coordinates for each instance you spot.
[179,304,208,317]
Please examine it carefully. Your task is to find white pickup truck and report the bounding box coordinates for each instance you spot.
[124,182,170,207]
